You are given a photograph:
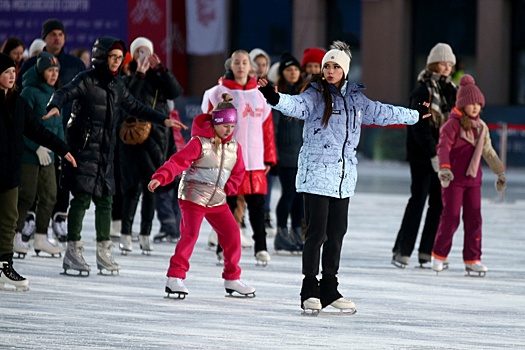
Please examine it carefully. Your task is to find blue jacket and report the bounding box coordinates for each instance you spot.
[273,81,419,198]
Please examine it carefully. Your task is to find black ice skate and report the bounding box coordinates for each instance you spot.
[61,241,90,277]
[165,277,188,299]
[153,231,180,243]
[224,279,256,298]
[274,228,302,255]
[0,260,29,292]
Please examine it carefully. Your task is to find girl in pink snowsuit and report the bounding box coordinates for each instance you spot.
[148,94,256,298]
[432,75,506,276]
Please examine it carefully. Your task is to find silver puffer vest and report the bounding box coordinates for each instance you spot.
[178,136,238,207]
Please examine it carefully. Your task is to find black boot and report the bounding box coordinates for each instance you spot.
[320,275,343,308]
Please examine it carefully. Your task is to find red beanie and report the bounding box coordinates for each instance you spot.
[456,74,485,109]
[110,41,124,53]
[301,47,326,68]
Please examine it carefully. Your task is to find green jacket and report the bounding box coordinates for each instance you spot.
[20,66,63,165]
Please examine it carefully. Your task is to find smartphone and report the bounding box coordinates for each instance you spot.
[139,49,148,61]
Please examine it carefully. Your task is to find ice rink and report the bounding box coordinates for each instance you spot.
[2,161,524,349]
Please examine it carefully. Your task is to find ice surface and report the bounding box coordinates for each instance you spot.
[2,162,524,349]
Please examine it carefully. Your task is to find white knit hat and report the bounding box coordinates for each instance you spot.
[249,48,271,76]
[426,43,456,66]
[321,49,351,79]
[29,38,45,57]
[130,37,154,56]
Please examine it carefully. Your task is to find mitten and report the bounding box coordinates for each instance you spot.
[36,146,52,166]
[430,156,439,173]
[438,167,454,188]
[259,83,280,106]
[495,172,506,192]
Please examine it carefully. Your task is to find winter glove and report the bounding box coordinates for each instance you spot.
[259,83,280,106]
[416,101,429,116]
[36,146,52,166]
[495,172,506,192]
[430,156,439,173]
[438,167,454,188]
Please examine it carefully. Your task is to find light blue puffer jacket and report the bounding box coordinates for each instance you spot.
[273,81,419,198]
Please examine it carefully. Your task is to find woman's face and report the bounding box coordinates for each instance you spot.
[107,49,124,72]
[282,65,301,84]
[305,62,321,75]
[9,45,24,64]
[0,67,16,90]
[43,67,59,87]
[463,103,482,118]
[231,52,250,81]
[436,61,454,76]
[254,55,268,78]
[213,123,235,139]
[80,51,91,68]
[322,61,344,86]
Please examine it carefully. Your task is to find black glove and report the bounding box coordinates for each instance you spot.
[416,101,429,116]
[259,83,280,106]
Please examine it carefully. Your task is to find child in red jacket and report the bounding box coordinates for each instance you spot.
[432,75,506,276]
[148,93,255,298]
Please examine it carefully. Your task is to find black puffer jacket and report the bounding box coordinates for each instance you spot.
[0,90,70,192]
[47,37,168,197]
[119,62,183,192]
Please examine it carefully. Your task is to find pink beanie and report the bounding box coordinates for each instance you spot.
[456,74,485,109]
[211,108,237,125]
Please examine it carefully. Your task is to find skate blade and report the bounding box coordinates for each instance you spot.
[301,309,320,316]
[274,250,302,256]
[141,250,152,256]
[119,250,131,256]
[97,268,119,276]
[391,260,407,269]
[13,252,27,259]
[415,264,431,269]
[465,270,486,278]
[33,251,62,258]
[165,292,187,300]
[0,285,29,292]
[225,291,256,298]
[60,269,90,277]
[321,308,357,316]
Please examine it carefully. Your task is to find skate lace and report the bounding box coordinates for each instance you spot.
[176,278,185,287]
[104,243,116,264]
[75,245,88,265]
[53,221,67,236]
[1,263,25,282]
[22,219,36,237]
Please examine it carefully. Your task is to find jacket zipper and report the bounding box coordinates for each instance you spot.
[340,97,351,198]
[206,140,225,206]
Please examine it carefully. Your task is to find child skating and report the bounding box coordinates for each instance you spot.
[148,93,255,299]
[259,41,430,314]
[432,74,506,277]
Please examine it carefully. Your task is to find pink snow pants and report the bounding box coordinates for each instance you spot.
[167,199,241,280]
[432,183,483,263]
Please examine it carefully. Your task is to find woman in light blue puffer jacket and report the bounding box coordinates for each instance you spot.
[259,41,430,314]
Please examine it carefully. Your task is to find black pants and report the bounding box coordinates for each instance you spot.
[276,167,303,229]
[225,194,267,253]
[121,182,155,236]
[52,153,69,215]
[301,193,348,306]
[392,161,442,260]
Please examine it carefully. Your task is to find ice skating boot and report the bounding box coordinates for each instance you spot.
[328,297,357,314]
[465,262,488,277]
[165,277,188,299]
[139,235,153,255]
[62,241,90,276]
[153,231,180,243]
[13,232,28,259]
[208,229,218,249]
[216,251,224,265]
[274,227,302,254]
[110,220,121,243]
[224,279,256,297]
[255,250,271,266]
[21,211,36,242]
[33,233,62,258]
[0,259,29,292]
[290,227,304,250]
[302,297,322,315]
[51,212,68,243]
[119,234,132,255]
[391,254,410,269]
[96,240,119,275]
[432,257,445,274]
